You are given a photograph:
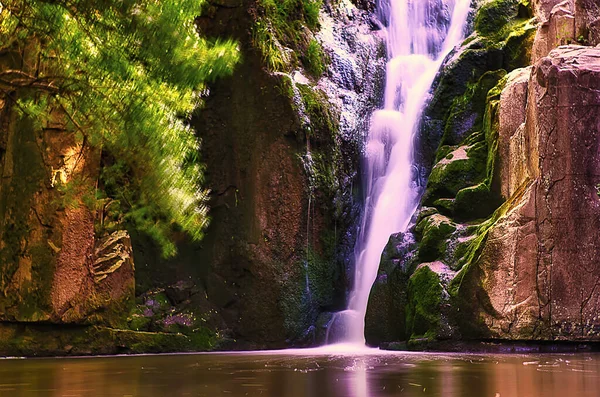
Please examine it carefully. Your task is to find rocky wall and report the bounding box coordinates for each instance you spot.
[365,0,600,346]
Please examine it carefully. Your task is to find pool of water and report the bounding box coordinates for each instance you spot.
[1,346,599,396]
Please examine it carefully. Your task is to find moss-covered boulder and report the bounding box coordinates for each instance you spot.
[364,232,416,346]
[405,265,443,340]
[423,144,488,206]
[475,0,531,37]
[415,214,457,262]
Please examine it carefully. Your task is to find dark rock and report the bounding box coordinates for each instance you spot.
[165,281,196,305]
[205,273,236,309]
[364,232,416,345]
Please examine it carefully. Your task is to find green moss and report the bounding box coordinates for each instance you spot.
[252,0,323,72]
[279,268,313,342]
[276,74,296,100]
[0,111,60,321]
[302,39,327,78]
[435,145,456,163]
[415,214,457,262]
[365,231,415,345]
[502,21,537,70]
[306,249,337,308]
[441,70,507,147]
[454,182,501,219]
[297,84,337,138]
[475,0,532,39]
[425,70,507,219]
[475,0,521,37]
[154,292,170,307]
[128,315,151,331]
[473,0,536,71]
[0,323,219,356]
[424,147,486,205]
[432,198,455,215]
[406,266,442,339]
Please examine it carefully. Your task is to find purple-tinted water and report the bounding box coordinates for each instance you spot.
[1,350,600,396]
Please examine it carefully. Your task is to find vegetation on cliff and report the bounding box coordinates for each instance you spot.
[252,0,326,75]
[0,0,239,256]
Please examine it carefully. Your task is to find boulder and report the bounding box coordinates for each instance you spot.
[462,46,600,339]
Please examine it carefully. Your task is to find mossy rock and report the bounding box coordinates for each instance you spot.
[306,249,338,309]
[454,182,501,220]
[441,70,507,147]
[279,269,316,345]
[475,0,520,36]
[377,231,417,275]
[432,198,455,215]
[364,232,417,346]
[297,83,338,144]
[365,275,396,345]
[406,266,443,340]
[365,265,411,346]
[502,21,537,70]
[475,0,532,39]
[128,314,151,331]
[415,214,457,262]
[424,143,487,205]
[0,323,218,356]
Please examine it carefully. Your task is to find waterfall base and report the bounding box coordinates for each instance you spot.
[324,310,362,345]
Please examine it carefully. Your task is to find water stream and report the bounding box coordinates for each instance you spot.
[328,0,472,344]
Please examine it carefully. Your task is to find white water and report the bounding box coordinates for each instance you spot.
[328,0,472,345]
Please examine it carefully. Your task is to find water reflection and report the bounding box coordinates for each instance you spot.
[0,352,600,396]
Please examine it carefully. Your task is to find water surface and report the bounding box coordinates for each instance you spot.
[1,348,600,396]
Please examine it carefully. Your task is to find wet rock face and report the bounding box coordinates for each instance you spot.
[364,232,415,345]
[469,46,600,339]
[189,0,385,348]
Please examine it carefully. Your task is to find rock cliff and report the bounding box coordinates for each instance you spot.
[0,0,382,354]
[186,0,384,348]
[0,49,134,328]
[457,45,600,340]
[366,0,600,346]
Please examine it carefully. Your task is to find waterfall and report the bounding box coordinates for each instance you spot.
[327,0,471,345]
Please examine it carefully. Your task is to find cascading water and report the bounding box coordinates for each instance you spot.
[326,0,471,345]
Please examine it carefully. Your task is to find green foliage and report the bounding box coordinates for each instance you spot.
[252,0,323,71]
[303,0,322,30]
[303,39,326,77]
[252,20,289,71]
[1,0,240,256]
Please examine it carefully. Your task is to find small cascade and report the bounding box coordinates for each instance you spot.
[303,147,316,302]
[328,0,472,345]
